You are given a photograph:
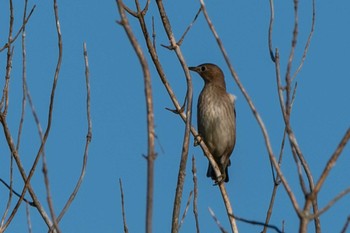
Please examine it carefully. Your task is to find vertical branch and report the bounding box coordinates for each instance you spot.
[55,42,92,225]
[4,0,64,230]
[25,203,33,233]
[153,1,194,233]
[1,0,22,225]
[192,156,200,233]
[268,0,275,62]
[273,0,320,231]
[43,156,61,233]
[0,0,14,114]
[116,1,155,233]
[0,0,53,231]
[292,0,316,80]
[262,129,287,233]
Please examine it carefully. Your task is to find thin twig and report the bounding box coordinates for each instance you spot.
[313,128,350,196]
[0,0,53,230]
[43,157,61,233]
[119,179,129,233]
[177,7,201,46]
[0,5,36,52]
[152,16,156,52]
[25,203,32,233]
[230,213,282,233]
[192,156,200,233]
[208,208,228,233]
[311,186,350,219]
[264,82,297,229]
[292,0,316,81]
[0,179,35,206]
[178,191,193,231]
[340,216,350,233]
[262,129,287,233]
[268,0,275,62]
[54,42,92,226]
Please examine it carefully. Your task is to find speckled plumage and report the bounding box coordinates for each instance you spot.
[190,63,236,183]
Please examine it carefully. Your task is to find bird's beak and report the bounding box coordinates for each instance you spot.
[189,66,199,73]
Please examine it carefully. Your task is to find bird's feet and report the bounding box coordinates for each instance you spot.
[194,134,202,146]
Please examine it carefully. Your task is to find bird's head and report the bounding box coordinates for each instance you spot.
[189,63,226,89]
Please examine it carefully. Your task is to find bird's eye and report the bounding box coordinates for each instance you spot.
[200,66,206,72]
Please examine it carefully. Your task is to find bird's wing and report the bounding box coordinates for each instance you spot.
[228,94,236,105]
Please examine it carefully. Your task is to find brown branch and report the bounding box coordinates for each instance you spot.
[0,109,53,231]
[152,16,156,52]
[292,0,316,81]
[0,5,36,52]
[262,129,287,233]
[0,0,31,226]
[312,186,350,219]
[116,1,155,233]
[43,157,61,233]
[262,83,297,233]
[312,128,350,196]
[192,156,200,233]
[151,2,195,233]
[177,7,201,46]
[53,42,92,228]
[121,1,231,232]
[282,0,320,231]
[0,0,55,229]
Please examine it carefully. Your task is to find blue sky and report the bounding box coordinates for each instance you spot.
[0,0,349,232]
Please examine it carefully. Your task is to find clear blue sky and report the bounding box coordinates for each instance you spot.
[1,0,349,232]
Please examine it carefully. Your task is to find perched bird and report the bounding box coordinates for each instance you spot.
[189,63,236,183]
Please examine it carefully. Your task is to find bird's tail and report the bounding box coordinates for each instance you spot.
[206,160,230,183]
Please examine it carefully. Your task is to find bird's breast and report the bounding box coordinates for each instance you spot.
[197,85,236,157]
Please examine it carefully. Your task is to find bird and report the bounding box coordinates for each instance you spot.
[189,63,236,183]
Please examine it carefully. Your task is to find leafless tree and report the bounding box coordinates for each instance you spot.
[0,0,92,232]
[115,0,350,233]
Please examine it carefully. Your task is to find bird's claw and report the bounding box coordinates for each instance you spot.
[194,134,202,146]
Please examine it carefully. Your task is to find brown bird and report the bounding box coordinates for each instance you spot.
[189,63,236,183]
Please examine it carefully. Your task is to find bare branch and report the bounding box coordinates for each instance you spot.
[178,191,193,231]
[340,216,350,233]
[192,156,200,233]
[312,186,350,219]
[0,5,36,52]
[119,179,129,233]
[177,7,201,46]
[116,1,155,233]
[230,213,283,233]
[268,0,275,62]
[208,208,228,233]
[54,42,92,227]
[313,128,350,196]
[292,0,316,81]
